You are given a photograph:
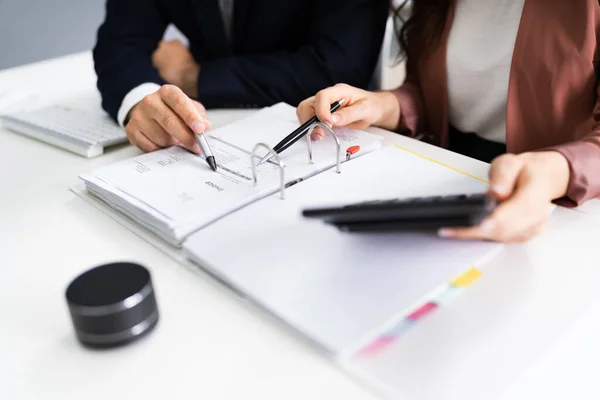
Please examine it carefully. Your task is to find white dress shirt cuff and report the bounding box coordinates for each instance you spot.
[117,83,163,127]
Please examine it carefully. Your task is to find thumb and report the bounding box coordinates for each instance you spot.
[488,154,525,200]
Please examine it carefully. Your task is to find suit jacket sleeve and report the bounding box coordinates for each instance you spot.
[93,0,167,122]
[195,0,388,108]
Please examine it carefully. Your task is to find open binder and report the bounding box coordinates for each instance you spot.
[78,103,383,246]
[182,146,501,358]
[72,104,502,399]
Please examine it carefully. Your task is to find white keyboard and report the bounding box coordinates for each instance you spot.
[1,106,128,157]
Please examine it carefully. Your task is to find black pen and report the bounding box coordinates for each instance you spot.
[257,99,346,165]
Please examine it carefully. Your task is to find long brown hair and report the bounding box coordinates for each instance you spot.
[393,0,452,62]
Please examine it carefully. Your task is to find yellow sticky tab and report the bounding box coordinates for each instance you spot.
[450,267,482,287]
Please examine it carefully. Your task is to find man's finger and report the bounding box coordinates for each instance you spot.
[138,118,179,148]
[192,101,211,129]
[144,88,200,153]
[128,129,160,153]
[159,85,205,134]
[192,100,207,116]
[488,154,525,200]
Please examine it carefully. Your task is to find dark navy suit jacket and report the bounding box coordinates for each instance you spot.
[93,0,388,122]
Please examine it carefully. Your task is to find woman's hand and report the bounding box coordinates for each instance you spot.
[296,84,401,139]
[439,151,571,243]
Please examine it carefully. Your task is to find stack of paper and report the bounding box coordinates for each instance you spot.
[79,103,383,246]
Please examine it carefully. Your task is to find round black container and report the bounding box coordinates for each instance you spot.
[66,262,159,348]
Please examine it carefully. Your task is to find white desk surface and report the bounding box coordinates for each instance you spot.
[3,52,600,400]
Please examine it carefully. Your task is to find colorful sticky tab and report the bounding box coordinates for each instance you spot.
[450,267,482,288]
[434,286,464,306]
[382,319,414,338]
[357,336,396,357]
[355,267,484,359]
[345,145,360,161]
[407,302,438,321]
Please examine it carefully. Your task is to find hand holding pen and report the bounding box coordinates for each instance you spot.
[124,85,217,171]
[258,99,345,165]
[296,84,403,134]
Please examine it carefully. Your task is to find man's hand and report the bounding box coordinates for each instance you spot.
[152,40,200,98]
[125,84,212,153]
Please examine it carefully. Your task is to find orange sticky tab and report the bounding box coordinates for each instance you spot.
[450,267,482,288]
[346,145,360,155]
[345,145,360,160]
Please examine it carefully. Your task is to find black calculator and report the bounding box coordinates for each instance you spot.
[302,193,497,232]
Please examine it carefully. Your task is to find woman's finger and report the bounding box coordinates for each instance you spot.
[310,126,325,141]
[297,96,316,124]
[331,98,372,128]
[441,176,549,242]
[488,154,525,200]
[442,217,548,243]
[313,84,363,125]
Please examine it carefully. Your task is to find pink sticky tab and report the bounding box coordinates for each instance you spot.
[357,336,395,357]
[406,302,438,321]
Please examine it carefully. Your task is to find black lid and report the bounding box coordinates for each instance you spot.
[66,262,159,348]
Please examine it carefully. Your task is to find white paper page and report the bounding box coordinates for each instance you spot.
[262,102,299,124]
[183,146,500,355]
[79,104,383,245]
[83,142,313,226]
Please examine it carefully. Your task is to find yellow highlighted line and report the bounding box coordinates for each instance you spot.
[394,145,489,184]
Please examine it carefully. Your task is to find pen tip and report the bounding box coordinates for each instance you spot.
[207,156,217,172]
[257,154,270,165]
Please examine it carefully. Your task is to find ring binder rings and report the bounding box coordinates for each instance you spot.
[251,142,286,199]
[306,122,342,174]
[75,103,383,245]
[251,123,343,201]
